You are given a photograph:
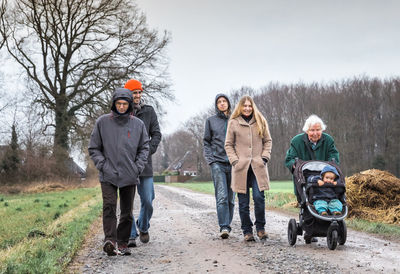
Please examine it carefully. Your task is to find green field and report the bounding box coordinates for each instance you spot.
[0,187,102,273]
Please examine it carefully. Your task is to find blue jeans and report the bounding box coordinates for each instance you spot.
[313,199,343,214]
[237,167,266,235]
[211,162,235,232]
[130,176,155,239]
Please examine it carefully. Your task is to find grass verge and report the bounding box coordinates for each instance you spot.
[345,218,400,238]
[0,187,102,273]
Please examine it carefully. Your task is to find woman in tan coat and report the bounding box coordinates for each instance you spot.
[225,96,272,241]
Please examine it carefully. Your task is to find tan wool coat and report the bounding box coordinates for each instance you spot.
[224,116,272,194]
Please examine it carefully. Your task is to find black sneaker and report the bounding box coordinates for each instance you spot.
[103,240,117,256]
[139,231,149,243]
[118,244,131,256]
[128,238,137,248]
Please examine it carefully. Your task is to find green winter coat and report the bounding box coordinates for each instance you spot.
[285,133,339,173]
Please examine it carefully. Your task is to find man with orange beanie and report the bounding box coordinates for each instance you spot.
[124,79,162,247]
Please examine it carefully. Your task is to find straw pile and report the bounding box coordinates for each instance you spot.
[346,169,400,225]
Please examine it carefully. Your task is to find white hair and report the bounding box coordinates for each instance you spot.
[302,114,327,132]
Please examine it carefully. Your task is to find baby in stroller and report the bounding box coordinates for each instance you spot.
[307,165,343,216]
[287,160,348,250]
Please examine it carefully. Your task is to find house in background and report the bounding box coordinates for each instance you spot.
[164,151,198,182]
[165,151,198,177]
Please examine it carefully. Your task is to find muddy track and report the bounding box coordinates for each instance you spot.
[69,185,400,273]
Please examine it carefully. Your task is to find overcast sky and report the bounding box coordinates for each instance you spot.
[135,0,400,134]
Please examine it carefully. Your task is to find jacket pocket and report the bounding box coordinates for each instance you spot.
[132,162,139,175]
[125,158,139,178]
[101,160,116,182]
[233,159,247,172]
[254,157,265,168]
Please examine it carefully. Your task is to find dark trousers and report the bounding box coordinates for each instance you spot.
[237,167,266,235]
[101,182,135,245]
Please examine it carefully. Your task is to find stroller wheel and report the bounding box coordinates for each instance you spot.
[288,219,298,246]
[327,227,338,250]
[338,220,347,245]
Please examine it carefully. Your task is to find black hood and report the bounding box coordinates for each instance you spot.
[111,88,133,114]
[214,93,231,116]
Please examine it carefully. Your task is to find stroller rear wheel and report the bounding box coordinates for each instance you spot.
[288,219,298,246]
[327,226,338,250]
[338,220,347,245]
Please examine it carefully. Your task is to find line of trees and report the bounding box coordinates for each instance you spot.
[153,77,400,180]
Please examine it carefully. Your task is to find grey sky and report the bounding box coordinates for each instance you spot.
[135,0,400,134]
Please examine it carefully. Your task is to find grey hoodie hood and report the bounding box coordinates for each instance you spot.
[214,93,231,117]
[111,88,133,114]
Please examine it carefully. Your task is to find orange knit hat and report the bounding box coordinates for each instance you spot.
[124,79,143,91]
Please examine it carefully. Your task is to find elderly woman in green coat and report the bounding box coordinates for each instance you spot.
[284,114,339,242]
[285,114,339,172]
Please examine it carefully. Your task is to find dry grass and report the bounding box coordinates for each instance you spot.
[346,169,400,225]
[0,178,99,194]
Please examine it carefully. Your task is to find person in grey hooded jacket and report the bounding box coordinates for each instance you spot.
[89,88,149,256]
[203,93,235,239]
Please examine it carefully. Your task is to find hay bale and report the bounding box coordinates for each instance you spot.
[346,169,400,225]
[283,201,298,208]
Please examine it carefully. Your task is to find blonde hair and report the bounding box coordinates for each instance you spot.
[231,96,268,137]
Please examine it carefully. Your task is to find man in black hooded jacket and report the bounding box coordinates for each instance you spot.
[89,88,149,256]
[203,93,235,239]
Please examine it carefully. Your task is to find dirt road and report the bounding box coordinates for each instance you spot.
[69,185,400,273]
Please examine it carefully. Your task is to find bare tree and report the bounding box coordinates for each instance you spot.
[0,1,7,117]
[183,112,209,178]
[162,130,196,172]
[0,0,172,171]
[0,0,6,49]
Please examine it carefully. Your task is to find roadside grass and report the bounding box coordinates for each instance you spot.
[0,187,102,273]
[167,182,215,195]
[164,181,400,238]
[346,218,400,238]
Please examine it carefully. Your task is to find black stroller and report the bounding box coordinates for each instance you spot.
[287,159,348,250]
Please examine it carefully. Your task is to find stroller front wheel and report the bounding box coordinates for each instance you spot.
[327,228,338,250]
[288,218,298,246]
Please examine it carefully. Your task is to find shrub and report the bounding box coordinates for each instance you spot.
[53,212,61,220]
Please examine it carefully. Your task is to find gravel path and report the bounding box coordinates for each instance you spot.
[68,184,400,273]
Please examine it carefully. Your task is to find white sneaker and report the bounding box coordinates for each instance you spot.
[220,228,230,239]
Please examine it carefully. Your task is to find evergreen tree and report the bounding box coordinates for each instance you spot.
[1,124,20,177]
